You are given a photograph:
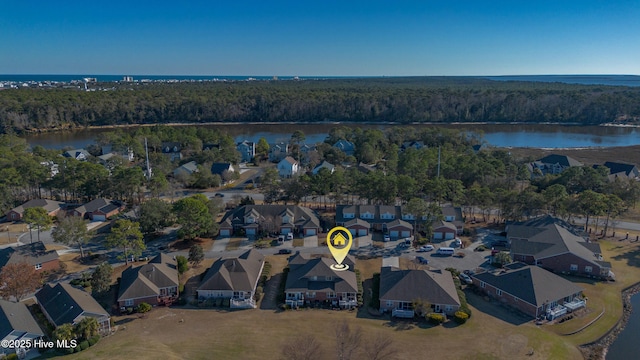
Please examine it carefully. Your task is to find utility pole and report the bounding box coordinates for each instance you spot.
[144,138,152,179]
[437,146,441,178]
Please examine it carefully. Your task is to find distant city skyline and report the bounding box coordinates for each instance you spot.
[2,1,639,76]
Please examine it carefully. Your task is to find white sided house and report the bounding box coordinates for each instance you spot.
[278,156,299,177]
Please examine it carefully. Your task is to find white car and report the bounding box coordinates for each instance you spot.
[383,235,391,242]
[459,273,473,285]
[417,245,435,252]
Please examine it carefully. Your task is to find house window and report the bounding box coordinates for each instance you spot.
[326,276,333,281]
[386,300,394,308]
[344,213,355,219]
[585,266,593,273]
[311,276,318,281]
[246,216,255,224]
[445,216,454,221]
[233,291,244,299]
[570,264,578,271]
[328,292,335,298]
[445,305,453,312]
[496,289,502,296]
[306,292,316,298]
[480,282,485,288]
[35,263,42,270]
[124,299,134,306]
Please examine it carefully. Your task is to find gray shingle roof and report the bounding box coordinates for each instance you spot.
[9,199,63,217]
[35,283,109,326]
[379,267,460,306]
[220,205,320,229]
[285,254,357,294]
[603,161,639,178]
[538,154,582,167]
[508,216,605,267]
[118,254,178,302]
[0,241,59,268]
[472,263,584,307]
[0,299,44,339]
[198,249,265,292]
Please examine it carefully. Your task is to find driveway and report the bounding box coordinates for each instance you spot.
[210,237,232,252]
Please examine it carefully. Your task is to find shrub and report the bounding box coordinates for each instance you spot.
[369,273,381,309]
[179,284,185,293]
[5,354,18,360]
[137,302,152,313]
[126,307,134,314]
[80,340,90,351]
[215,298,223,307]
[88,335,100,346]
[427,313,445,325]
[454,311,469,324]
[475,245,487,251]
[222,298,230,307]
[254,286,263,301]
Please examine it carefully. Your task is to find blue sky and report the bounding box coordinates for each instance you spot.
[1,0,638,76]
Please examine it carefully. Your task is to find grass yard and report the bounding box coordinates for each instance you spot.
[0,223,28,244]
[225,237,245,251]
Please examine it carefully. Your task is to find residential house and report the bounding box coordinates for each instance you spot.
[599,161,640,181]
[40,161,59,178]
[236,140,255,163]
[219,205,320,237]
[173,161,199,178]
[299,143,317,164]
[333,140,355,156]
[98,149,134,165]
[35,282,111,335]
[312,161,335,175]
[344,218,370,237]
[196,249,265,309]
[0,241,59,272]
[6,199,63,221]
[400,141,425,152]
[62,149,91,161]
[441,205,464,234]
[336,205,414,238]
[0,300,44,357]
[379,266,460,318]
[269,142,289,162]
[278,156,299,177]
[507,215,613,279]
[356,162,376,174]
[161,142,182,161]
[471,262,585,319]
[432,220,457,241]
[285,253,357,309]
[68,198,124,221]
[528,154,583,176]
[117,254,179,309]
[211,163,235,180]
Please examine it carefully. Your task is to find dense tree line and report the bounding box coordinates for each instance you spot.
[1,77,639,132]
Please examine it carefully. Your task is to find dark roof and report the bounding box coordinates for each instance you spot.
[198,249,265,292]
[472,263,583,307]
[0,299,44,339]
[211,163,233,175]
[602,161,638,177]
[432,220,457,231]
[441,205,463,220]
[118,254,178,302]
[220,205,320,229]
[379,267,460,306]
[0,241,59,268]
[161,142,181,153]
[62,149,91,160]
[285,254,357,294]
[36,283,109,326]
[74,198,121,216]
[508,215,605,268]
[538,154,582,167]
[9,199,63,216]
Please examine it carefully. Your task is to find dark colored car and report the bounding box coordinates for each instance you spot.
[278,249,292,255]
[214,193,225,197]
[415,256,429,264]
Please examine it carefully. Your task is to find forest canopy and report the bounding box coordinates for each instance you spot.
[1,77,639,132]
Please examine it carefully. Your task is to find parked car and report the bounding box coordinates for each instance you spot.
[417,245,435,252]
[415,256,429,264]
[286,233,294,240]
[452,238,462,247]
[459,273,473,285]
[277,249,292,255]
[383,234,391,242]
[214,193,224,198]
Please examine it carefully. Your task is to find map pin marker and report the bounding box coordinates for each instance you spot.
[327,226,353,271]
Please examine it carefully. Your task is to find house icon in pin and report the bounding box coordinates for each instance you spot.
[332,232,347,246]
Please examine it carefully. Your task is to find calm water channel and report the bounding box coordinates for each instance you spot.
[21,123,640,149]
[606,292,640,359]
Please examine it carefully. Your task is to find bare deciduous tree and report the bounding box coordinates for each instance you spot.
[362,332,399,360]
[281,334,323,360]
[335,320,362,360]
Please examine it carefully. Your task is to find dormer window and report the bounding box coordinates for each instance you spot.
[360,212,373,219]
[344,212,355,219]
[381,212,394,220]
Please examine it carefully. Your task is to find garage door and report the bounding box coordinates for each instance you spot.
[434,232,444,240]
[281,228,291,234]
[445,232,455,240]
[305,229,317,236]
[219,229,231,237]
[349,229,356,236]
[401,230,410,238]
[358,229,368,236]
[390,230,399,238]
[92,214,106,221]
[246,228,256,236]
